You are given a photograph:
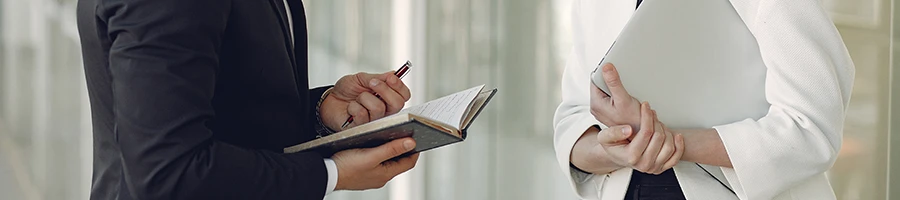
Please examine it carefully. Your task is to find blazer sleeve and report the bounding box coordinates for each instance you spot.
[715,0,855,199]
[554,48,636,200]
[309,86,334,107]
[552,1,633,199]
[101,0,327,199]
[553,46,606,200]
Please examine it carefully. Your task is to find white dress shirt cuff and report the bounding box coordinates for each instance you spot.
[323,158,339,195]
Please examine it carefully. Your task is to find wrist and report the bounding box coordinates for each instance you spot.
[672,128,733,167]
[333,163,351,191]
[580,147,624,174]
[570,126,624,174]
[316,87,338,136]
[320,95,345,130]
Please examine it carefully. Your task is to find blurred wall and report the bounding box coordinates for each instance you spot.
[0,0,90,200]
[824,0,893,199]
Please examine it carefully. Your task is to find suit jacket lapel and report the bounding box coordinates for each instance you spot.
[285,0,311,123]
[268,0,297,67]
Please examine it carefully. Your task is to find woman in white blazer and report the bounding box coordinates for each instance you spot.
[553,0,855,199]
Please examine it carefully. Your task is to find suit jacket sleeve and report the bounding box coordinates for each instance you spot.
[714,0,855,199]
[100,0,327,199]
[309,86,334,108]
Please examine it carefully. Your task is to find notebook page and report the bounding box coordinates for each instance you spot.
[460,90,494,129]
[399,85,485,129]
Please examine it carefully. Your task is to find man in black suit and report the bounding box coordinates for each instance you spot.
[76,0,419,199]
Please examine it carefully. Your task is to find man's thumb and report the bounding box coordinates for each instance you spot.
[597,125,632,144]
[354,72,394,87]
[370,138,416,162]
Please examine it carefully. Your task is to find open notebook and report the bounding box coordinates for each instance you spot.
[284,85,498,156]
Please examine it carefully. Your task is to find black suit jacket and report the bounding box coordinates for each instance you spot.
[77,0,330,199]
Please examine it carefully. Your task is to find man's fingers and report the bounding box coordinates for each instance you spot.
[600,63,632,104]
[367,78,406,114]
[357,72,410,99]
[347,101,370,126]
[383,153,420,175]
[369,138,416,163]
[383,73,411,101]
[358,92,387,120]
[597,125,633,145]
[354,72,382,84]
[342,73,377,96]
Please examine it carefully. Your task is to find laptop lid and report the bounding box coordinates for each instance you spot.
[590,0,769,128]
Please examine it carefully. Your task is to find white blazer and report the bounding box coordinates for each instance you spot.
[552,0,855,199]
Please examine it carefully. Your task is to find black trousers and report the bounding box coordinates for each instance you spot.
[623,169,687,200]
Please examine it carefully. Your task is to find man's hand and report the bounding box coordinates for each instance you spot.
[590,63,641,131]
[597,102,684,174]
[320,72,411,131]
[332,138,420,190]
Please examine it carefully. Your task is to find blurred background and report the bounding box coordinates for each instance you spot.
[0,0,896,200]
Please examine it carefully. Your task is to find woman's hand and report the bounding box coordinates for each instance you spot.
[585,63,683,174]
[597,102,684,174]
[590,63,642,132]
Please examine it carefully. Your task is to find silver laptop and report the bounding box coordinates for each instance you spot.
[590,0,769,128]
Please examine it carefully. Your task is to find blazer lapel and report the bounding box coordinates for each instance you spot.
[268,0,297,67]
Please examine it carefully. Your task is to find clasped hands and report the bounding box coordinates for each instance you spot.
[587,63,684,175]
[317,71,418,191]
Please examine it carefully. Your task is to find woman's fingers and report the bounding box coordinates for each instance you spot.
[591,82,610,99]
[600,63,634,104]
[589,80,617,123]
[661,133,685,171]
[636,110,665,174]
[627,102,655,166]
[654,120,676,173]
[637,123,665,174]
